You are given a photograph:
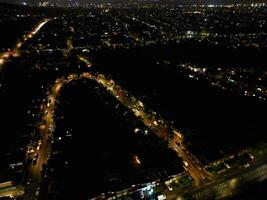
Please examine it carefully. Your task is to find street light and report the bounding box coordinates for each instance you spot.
[0,58,4,65]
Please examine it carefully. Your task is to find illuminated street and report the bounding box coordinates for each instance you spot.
[31,70,266,200]
[0,18,51,70]
[22,68,209,200]
[91,72,212,184]
[1,2,267,200]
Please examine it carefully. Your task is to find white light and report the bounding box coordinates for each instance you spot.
[144,130,148,135]
[208,4,215,7]
[157,195,166,200]
[134,128,140,133]
[148,188,153,195]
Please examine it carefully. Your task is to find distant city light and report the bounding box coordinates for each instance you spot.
[134,128,140,133]
[208,5,215,8]
[134,155,141,165]
[0,3,266,199]
[157,194,167,200]
[144,130,148,135]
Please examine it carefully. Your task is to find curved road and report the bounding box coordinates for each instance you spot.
[24,70,212,200]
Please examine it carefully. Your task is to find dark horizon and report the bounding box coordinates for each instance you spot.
[0,0,267,7]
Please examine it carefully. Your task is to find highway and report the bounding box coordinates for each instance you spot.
[23,80,61,200]
[0,18,52,200]
[23,79,60,199]
[164,156,267,200]
[0,18,51,71]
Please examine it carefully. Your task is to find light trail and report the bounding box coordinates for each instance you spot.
[0,18,51,71]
